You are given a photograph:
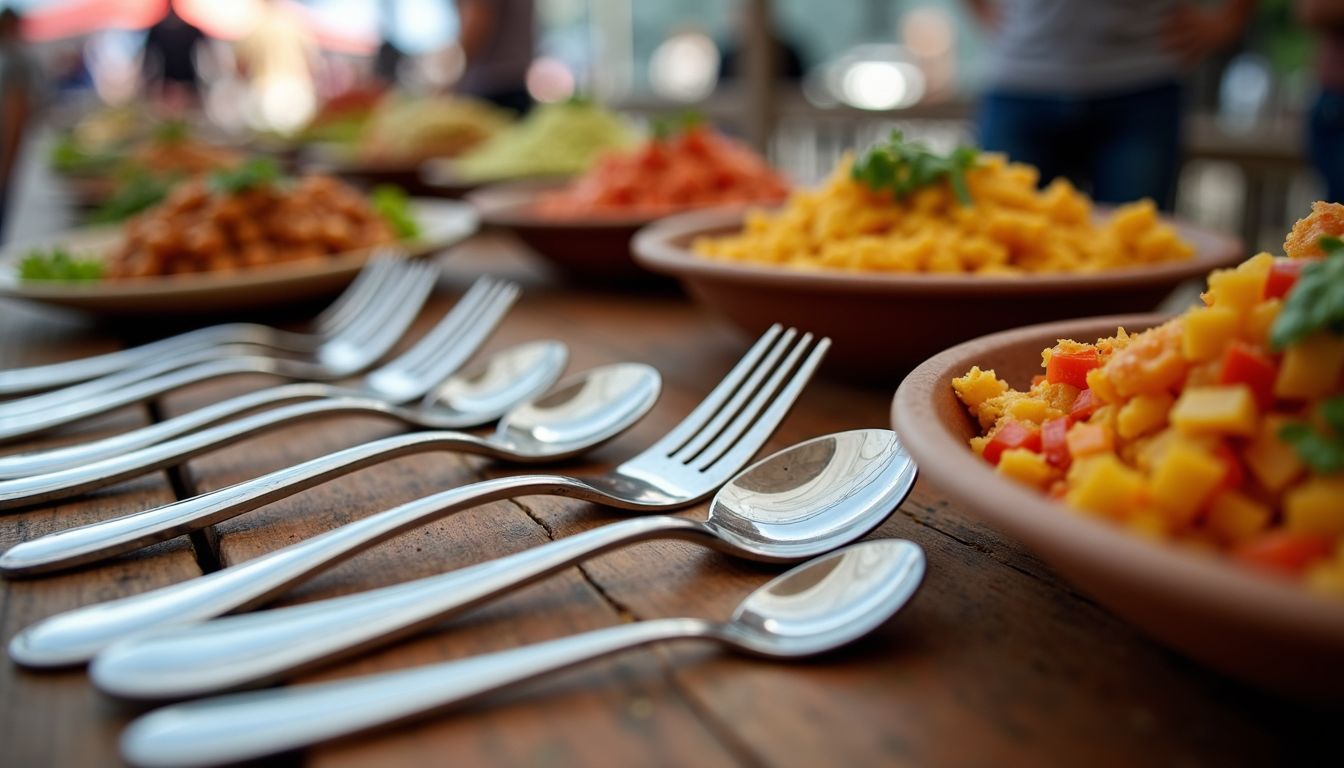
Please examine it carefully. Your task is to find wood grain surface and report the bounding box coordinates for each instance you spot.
[1,235,1340,768]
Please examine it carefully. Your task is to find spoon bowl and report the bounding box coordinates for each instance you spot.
[495,363,662,461]
[117,539,925,768]
[423,340,570,425]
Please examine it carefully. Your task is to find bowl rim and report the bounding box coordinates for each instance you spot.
[891,312,1344,647]
[632,206,1245,297]
[466,179,675,230]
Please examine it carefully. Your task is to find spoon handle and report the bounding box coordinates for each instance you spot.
[90,516,715,699]
[120,617,716,768]
[0,383,339,479]
[0,355,293,443]
[7,474,580,668]
[0,397,415,510]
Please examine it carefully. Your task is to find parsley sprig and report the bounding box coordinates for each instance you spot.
[1270,235,1344,350]
[1279,396,1344,474]
[18,248,104,282]
[370,185,421,240]
[850,130,980,206]
[208,157,282,195]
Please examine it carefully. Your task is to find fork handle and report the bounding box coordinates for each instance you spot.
[0,383,340,479]
[8,473,582,667]
[89,516,715,698]
[0,396,424,510]
[0,355,299,444]
[0,323,307,397]
[0,429,494,574]
[119,616,717,768]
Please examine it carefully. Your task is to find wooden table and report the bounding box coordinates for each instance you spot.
[1,236,1339,767]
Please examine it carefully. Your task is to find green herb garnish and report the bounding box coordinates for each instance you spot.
[851,130,980,206]
[1278,396,1344,474]
[152,119,189,144]
[18,248,104,281]
[89,173,174,224]
[652,109,704,140]
[1270,235,1344,351]
[370,185,420,239]
[208,157,282,195]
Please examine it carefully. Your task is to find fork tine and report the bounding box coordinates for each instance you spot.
[381,277,499,373]
[313,254,398,336]
[338,261,438,353]
[649,324,783,454]
[405,281,520,386]
[669,327,796,462]
[694,334,831,473]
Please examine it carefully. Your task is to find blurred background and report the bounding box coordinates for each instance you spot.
[0,0,1333,251]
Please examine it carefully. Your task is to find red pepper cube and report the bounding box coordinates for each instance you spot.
[1069,388,1100,422]
[1041,417,1071,469]
[1263,258,1308,300]
[1046,349,1100,389]
[1217,341,1277,410]
[982,420,1042,466]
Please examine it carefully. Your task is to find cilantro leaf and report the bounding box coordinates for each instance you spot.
[851,130,980,206]
[1270,236,1344,350]
[370,185,421,239]
[90,173,174,224]
[18,248,104,282]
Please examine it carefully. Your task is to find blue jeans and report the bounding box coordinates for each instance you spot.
[976,81,1183,211]
[1309,88,1344,204]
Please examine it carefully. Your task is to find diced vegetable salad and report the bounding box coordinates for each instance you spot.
[953,202,1344,595]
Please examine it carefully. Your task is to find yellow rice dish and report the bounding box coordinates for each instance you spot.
[693,152,1194,275]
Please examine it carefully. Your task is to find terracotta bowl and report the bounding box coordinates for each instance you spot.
[466,180,676,285]
[891,314,1344,698]
[631,208,1242,379]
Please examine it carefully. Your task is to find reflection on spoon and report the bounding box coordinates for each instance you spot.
[118,538,925,768]
[0,362,661,578]
[91,430,917,699]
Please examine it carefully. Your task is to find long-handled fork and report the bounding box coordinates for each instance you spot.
[0,254,412,398]
[0,258,435,420]
[0,277,518,480]
[0,261,442,442]
[7,325,828,667]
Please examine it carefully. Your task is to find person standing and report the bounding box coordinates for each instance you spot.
[0,7,36,243]
[966,0,1255,211]
[1299,0,1344,203]
[455,0,535,114]
[141,2,209,108]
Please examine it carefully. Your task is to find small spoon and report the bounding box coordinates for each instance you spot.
[118,537,925,768]
[90,429,917,699]
[0,362,661,578]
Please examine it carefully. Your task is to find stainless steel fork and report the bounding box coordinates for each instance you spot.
[7,325,829,667]
[0,278,520,500]
[0,254,404,397]
[0,261,441,442]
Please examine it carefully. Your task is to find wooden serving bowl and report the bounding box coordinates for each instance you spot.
[632,208,1243,380]
[891,314,1344,698]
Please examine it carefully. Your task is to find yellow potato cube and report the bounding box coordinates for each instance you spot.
[1117,392,1174,439]
[1285,476,1344,536]
[1181,306,1239,362]
[1242,416,1306,493]
[1085,367,1119,403]
[1065,455,1146,519]
[1169,385,1258,437]
[1206,491,1271,543]
[1205,265,1265,311]
[1150,438,1226,525]
[1242,299,1281,347]
[952,367,1009,409]
[1274,333,1344,400]
[996,448,1056,489]
[1007,397,1050,424]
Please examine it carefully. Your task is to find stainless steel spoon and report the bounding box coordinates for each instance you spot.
[0,339,567,511]
[117,537,925,768]
[91,429,916,699]
[0,360,660,577]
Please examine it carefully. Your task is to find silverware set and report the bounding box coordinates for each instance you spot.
[0,258,923,766]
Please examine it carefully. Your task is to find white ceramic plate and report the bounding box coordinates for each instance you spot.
[0,199,478,315]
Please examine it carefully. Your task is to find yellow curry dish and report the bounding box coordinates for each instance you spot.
[953,202,1344,595]
[694,131,1192,274]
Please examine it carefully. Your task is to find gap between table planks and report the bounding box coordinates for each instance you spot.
[2,235,1341,767]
